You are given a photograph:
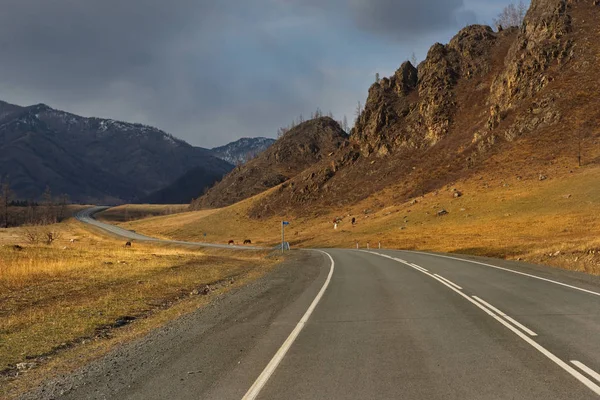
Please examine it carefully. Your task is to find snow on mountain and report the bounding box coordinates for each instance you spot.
[211,137,276,165]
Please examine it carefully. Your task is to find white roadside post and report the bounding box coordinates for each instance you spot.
[281,221,290,253]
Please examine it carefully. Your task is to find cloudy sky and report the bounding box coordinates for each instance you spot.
[0,0,525,147]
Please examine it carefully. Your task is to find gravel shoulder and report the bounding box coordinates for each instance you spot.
[21,250,328,400]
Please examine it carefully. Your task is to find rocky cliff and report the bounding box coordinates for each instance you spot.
[245,0,600,218]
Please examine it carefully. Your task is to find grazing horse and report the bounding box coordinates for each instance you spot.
[243,239,252,245]
[125,241,132,247]
[228,240,235,245]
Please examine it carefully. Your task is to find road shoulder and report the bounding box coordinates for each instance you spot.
[20,250,328,400]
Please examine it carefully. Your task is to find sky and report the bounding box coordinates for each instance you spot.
[0,0,525,148]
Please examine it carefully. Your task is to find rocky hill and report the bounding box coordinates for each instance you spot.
[211,137,276,165]
[191,117,348,209]
[0,101,233,204]
[243,0,600,218]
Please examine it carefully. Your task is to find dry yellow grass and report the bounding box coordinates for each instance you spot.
[97,204,188,223]
[115,162,600,275]
[0,219,278,399]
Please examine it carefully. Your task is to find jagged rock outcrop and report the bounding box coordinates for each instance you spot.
[353,24,502,155]
[206,0,599,219]
[487,0,572,133]
[192,117,348,209]
[352,61,418,157]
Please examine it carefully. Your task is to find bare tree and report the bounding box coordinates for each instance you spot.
[277,126,289,138]
[26,201,38,225]
[342,115,349,132]
[375,73,380,83]
[493,1,527,30]
[1,178,12,228]
[44,229,61,245]
[20,227,41,244]
[355,101,363,124]
[411,52,418,66]
[57,193,69,222]
[41,186,56,225]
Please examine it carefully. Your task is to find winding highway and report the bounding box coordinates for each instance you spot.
[75,207,264,249]
[52,208,600,399]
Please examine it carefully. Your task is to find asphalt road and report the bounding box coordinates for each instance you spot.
[43,209,600,399]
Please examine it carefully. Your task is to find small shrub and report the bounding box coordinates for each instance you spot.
[44,230,62,245]
[19,227,41,244]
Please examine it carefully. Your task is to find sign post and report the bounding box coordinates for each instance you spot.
[282,221,289,253]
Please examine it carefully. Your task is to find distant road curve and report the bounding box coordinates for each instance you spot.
[75,206,265,250]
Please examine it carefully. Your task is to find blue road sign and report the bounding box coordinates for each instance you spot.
[282,221,290,226]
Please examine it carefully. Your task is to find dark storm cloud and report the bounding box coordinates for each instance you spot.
[282,0,474,37]
[0,0,216,91]
[0,0,496,147]
[351,0,477,36]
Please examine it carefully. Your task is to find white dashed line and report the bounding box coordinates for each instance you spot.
[433,274,463,290]
[364,251,600,397]
[572,361,600,384]
[402,250,600,298]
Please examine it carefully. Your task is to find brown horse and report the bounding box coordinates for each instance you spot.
[228,240,235,245]
[243,239,252,245]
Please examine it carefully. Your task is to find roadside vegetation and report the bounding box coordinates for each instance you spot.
[0,218,279,399]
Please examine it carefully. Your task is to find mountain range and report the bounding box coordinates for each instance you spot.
[0,101,277,204]
[211,137,276,165]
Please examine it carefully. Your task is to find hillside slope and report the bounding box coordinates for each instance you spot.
[192,117,348,209]
[242,0,599,218]
[101,0,600,276]
[142,166,225,204]
[0,102,233,203]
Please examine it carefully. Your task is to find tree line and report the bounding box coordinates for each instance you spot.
[0,177,69,228]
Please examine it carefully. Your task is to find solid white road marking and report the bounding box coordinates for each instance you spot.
[472,296,537,337]
[402,250,600,298]
[572,361,600,383]
[242,250,335,400]
[433,274,463,290]
[364,251,600,396]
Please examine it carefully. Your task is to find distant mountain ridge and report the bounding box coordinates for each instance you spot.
[211,137,276,165]
[0,100,234,204]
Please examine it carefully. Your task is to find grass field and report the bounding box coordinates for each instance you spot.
[109,161,600,276]
[0,219,279,399]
